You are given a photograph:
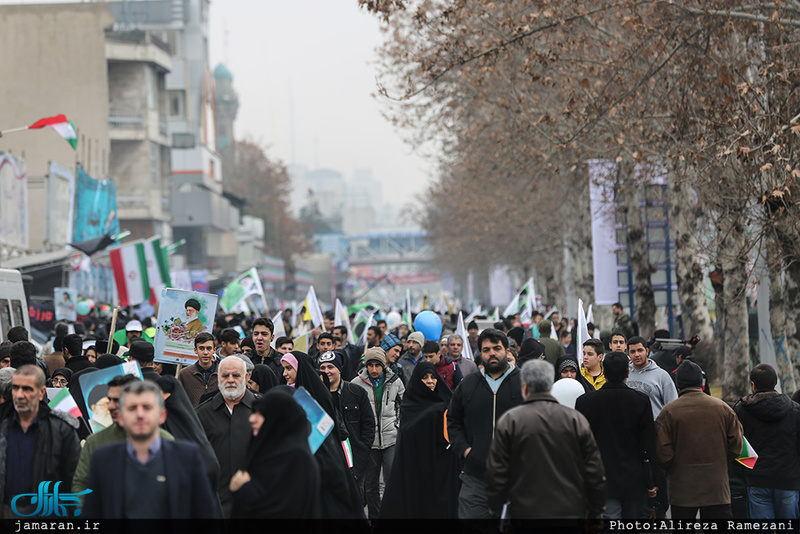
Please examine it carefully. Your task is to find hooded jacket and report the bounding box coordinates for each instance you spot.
[628,359,678,419]
[734,391,800,490]
[353,366,405,449]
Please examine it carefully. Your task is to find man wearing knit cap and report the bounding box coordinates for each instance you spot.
[352,347,405,519]
[320,351,375,493]
[655,360,743,520]
[381,333,407,385]
[396,331,424,387]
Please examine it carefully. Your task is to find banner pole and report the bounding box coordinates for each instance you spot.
[108,307,119,353]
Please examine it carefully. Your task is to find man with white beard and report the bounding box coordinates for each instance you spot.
[197,356,258,518]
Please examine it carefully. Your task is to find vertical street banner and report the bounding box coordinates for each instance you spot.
[154,288,219,365]
[47,162,75,248]
[54,287,77,322]
[72,167,119,242]
[0,153,29,249]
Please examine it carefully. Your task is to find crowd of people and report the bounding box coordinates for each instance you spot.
[0,301,797,528]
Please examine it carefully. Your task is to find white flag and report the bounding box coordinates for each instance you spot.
[455,311,474,361]
[576,299,590,367]
[335,299,355,345]
[270,311,285,348]
[359,311,376,347]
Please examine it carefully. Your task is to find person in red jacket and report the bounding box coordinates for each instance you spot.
[423,341,462,392]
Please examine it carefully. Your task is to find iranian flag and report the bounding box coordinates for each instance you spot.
[28,114,78,149]
[736,436,759,469]
[48,388,82,419]
[143,237,171,303]
[110,242,151,307]
[341,438,354,468]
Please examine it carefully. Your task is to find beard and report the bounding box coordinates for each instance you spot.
[484,356,509,375]
[221,380,246,402]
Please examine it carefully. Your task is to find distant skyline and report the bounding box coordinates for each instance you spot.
[208,0,433,214]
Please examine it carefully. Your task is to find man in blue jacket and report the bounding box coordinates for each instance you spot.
[83,380,217,519]
[447,328,522,519]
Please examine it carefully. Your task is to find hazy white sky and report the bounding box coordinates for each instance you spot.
[207,0,432,206]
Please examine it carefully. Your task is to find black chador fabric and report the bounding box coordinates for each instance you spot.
[379,361,459,519]
[232,388,322,519]
[250,363,279,393]
[291,352,368,521]
[156,376,221,493]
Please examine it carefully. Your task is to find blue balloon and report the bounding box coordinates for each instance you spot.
[76,301,91,316]
[414,310,442,341]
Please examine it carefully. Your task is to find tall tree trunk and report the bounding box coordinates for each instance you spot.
[769,261,799,393]
[719,217,751,401]
[564,162,595,306]
[669,160,714,344]
[617,155,656,339]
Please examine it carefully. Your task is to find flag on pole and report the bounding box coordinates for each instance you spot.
[504,278,535,321]
[48,387,82,418]
[490,307,500,321]
[736,436,759,469]
[465,305,482,324]
[293,331,313,354]
[334,299,355,345]
[404,289,413,330]
[358,311,376,347]
[28,114,78,149]
[270,311,285,349]
[109,241,151,307]
[576,299,590,366]
[219,268,265,313]
[302,286,324,329]
[143,237,171,303]
[455,312,474,361]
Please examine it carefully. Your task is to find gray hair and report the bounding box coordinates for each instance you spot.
[231,353,254,372]
[440,335,450,345]
[448,334,463,344]
[521,359,554,394]
[219,355,246,375]
[120,379,165,410]
[0,367,16,399]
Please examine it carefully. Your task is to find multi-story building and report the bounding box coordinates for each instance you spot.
[106,29,173,241]
[108,0,239,272]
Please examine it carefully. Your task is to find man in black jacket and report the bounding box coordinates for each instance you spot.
[447,328,522,519]
[734,364,800,519]
[1,365,81,517]
[250,317,284,381]
[576,352,657,519]
[319,351,375,490]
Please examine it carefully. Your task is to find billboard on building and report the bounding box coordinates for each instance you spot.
[73,168,120,242]
[0,153,29,249]
[48,162,75,247]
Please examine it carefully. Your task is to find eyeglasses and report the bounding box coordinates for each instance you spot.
[52,378,68,386]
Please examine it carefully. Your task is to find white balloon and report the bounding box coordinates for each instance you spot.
[550,378,586,409]
[386,311,402,330]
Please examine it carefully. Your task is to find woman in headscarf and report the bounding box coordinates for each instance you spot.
[291,351,367,521]
[248,364,278,394]
[156,375,221,499]
[49,367,72,388]
[379,361,458,519]
[280,353,299,386]
[554,354,595,394]
[230,388,321,519]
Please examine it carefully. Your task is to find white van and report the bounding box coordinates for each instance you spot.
[0,268,30,341]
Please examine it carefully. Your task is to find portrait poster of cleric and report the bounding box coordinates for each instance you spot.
[154,288,218,365]
[78,360,143,433]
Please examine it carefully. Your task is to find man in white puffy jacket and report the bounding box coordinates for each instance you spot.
[352,346,405,519]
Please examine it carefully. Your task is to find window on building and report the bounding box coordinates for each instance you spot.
[169,90,185,118]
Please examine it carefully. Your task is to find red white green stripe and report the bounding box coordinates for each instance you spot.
[28,114,78,149]
[341,438,354,468]
[143,237,171,303]
[48,387,82,419]
[110,242,150,307]
[736,436,759,469]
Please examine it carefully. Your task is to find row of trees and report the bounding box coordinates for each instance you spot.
[361,0,800,398]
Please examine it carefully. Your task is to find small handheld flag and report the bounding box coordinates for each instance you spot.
[736,436,758,469]
[28,114,78,149]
